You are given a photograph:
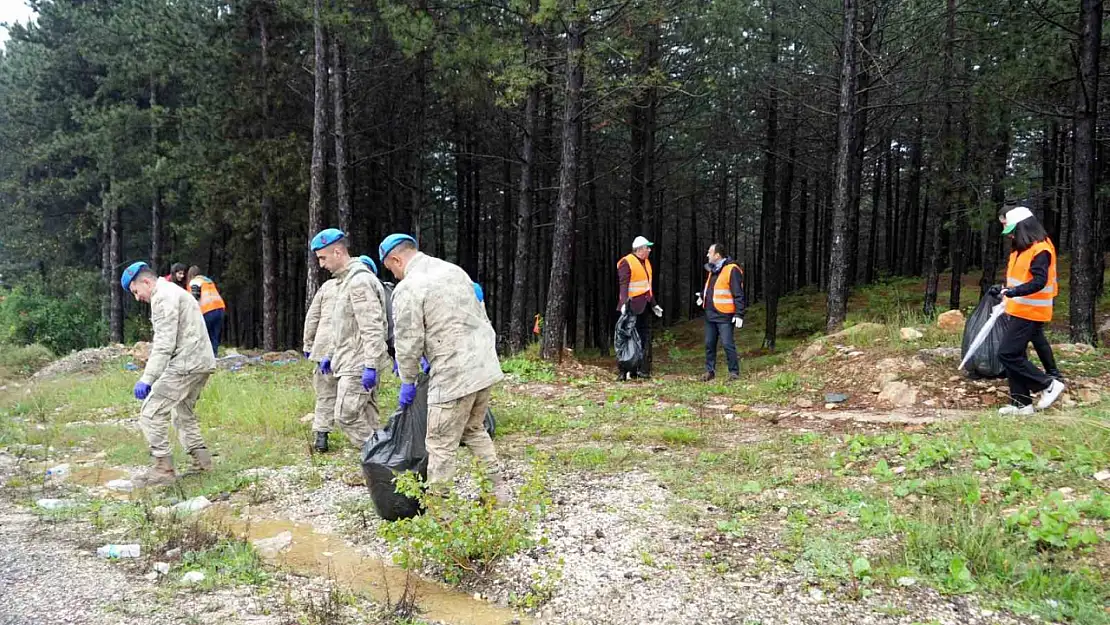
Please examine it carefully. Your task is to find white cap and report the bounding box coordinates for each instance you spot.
[1001,206,1033,234]
[632,235,654,249]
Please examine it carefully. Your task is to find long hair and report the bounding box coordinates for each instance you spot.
[1011,217,1048,252]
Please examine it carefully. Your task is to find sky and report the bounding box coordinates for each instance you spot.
[0,0,37,47]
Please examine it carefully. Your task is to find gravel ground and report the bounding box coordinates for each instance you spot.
[238,461,1038,625]
[0,447,1040,625]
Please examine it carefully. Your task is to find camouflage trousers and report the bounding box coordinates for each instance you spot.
[140,371,210,457]
[333,375,378,447]
[426,386,497,484]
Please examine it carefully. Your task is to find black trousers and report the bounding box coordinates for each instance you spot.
[998,315,1054,407]
[635,309,652,376]
[1030,327,1059,376]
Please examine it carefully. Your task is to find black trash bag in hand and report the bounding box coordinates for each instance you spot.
[360,375,498,521]
[614,309,643,374]
[961,292,1009,379]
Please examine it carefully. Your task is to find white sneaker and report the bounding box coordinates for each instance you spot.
[1037,380,1066,410]
[999,404,1035,416]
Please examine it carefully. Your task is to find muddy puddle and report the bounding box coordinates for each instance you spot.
[224,514,530,625]
[69,465,128,486]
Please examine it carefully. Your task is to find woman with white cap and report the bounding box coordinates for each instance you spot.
[990,206,1066,415]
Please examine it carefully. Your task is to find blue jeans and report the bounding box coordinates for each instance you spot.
[705,320,738,375]
[203,309,224,357]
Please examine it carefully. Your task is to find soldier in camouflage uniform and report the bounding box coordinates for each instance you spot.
[379,234,508,503]
[302,277,339,452]
[311,229,391,447]
[121,262,216,487]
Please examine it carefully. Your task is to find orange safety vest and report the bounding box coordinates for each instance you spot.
[703,263,742,314]
[189,276,226,314]
[1005,239,1057,322]
[619,254,653,298]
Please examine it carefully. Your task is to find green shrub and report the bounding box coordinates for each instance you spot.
[379,456,551,584]
[0,269,106,354]
[0,343,54,375]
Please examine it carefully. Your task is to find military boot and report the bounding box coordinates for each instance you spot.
[132,455,176,488]
[313,431,329,453]
[182,447,213,476]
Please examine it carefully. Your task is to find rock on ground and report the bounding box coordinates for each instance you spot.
[936,310,966,332]
[32,345,130,380]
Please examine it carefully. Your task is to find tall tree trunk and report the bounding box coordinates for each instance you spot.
[761,0,779,347]
[306,0,327,311]
[100,190,110,331]
[982,112,1011,296]
[797,176,808,288]
[924,0,956,317]
[1042,120,1059,243]
[949,75,971,311]
[150,77,162,274]
[847,13,873,287]
[541,20,584,361]
[331,37,351,233]
[1070,0,1103,344]
[885,138,896,274]
[108,182,123,344]
[825,0,858,333]
[866,136,884,284]
[509,85,538,351]
[904,116,923,276]
[259,6,278,350]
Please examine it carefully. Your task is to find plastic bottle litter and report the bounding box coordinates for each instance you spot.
[106,479,134,492]
[36,498,76,510]
[172,496,211,514]
[45,464,71,479]
[97,544,141,559]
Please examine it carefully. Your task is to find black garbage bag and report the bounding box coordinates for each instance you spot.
[961,292,1009,379]
[614,309,642,374]
[360,376,498,521]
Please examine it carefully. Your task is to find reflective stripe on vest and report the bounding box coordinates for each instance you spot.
[703,264,740,314]
[619,253,653,298]
[190,277,226,314]
[1004,239,1057,323]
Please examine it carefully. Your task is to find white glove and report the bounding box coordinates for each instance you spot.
[732,317,744,329]
[652,305,663,318]
[695,291,703,307]
[621,303,627,315]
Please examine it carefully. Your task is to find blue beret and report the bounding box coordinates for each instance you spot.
[473,282,485,303]
[378,233,417,262]
[358,255,378,276]
[120,261,149,290]
[310,228,346,251]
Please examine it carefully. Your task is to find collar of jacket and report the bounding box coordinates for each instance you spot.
[335,257,368,281]
[402,252,428,279]
[705,257,730,273]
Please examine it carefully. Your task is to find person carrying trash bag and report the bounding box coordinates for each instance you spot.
[120,262,216,486]
[616,235,662,380]
[311,228,392,448]
[380,233,509,504]
[302,275,339,452]
[987,206,1066,416]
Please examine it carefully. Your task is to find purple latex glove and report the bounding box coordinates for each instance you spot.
[361,367,377,391]
[420,356,430,375]
[392,359,398,375]
[134,381,151,401]
[319,357,332,375]
[399,382,417,408]
[303,351,310,359]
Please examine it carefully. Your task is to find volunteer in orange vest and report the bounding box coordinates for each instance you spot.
[617,235,662,379]
[698,243,745,382]
[186,266,226,357]
[989,206,1065,416]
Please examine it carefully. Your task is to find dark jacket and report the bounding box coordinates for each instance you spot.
[702,259,746,323]
[617,255,655,314]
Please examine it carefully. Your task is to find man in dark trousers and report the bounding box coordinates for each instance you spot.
[617,235,662,379]
[698,243,745,381]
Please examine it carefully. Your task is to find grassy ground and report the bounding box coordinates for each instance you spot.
[1,266,1108,624]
